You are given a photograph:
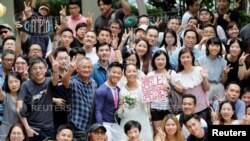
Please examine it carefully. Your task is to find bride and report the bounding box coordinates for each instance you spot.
[118,63,153,141]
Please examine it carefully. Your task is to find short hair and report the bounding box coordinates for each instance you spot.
[69,47,86,58]
[108,62,124,72]
[2,36,16,46]
[98,0,112,6]
[57,124,74,134]
[4,71,22,93]
[186,0,198,10]
[182,94,197,105]
[97,27,112,37]
[96,42,111,53]
[108,18,123,29]
[2,49,15,60]
[183,29,200,44]
[60,27,74,36]
[75,22,87,32]
[225,81,240,90]
[69,0,81,6]
[29,56,47,68]
[124,120,141,134]
[183,114,201,125]
[206,37,223,56]
[146,25,159,33]
[54,47,69,58]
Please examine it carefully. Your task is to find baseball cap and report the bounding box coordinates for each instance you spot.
[89,123,106,132]
[135,24,148,33]
[39,3,50,13]
[0,23,12,31]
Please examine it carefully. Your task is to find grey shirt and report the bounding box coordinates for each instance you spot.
[18,78,54,129]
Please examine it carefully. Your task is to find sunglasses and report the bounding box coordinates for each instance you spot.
[0,30,8,35]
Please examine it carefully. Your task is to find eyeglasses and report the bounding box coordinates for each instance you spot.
[3,58,15,63]
[0,30,8,35]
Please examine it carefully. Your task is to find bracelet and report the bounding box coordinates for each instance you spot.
[239,64,243,66]
[113,48,118,51]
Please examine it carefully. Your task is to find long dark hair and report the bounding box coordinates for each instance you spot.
[3,71,22,93]
[218,100,237,125]
[151,50,170,71]
[160,29,177,47]
[177,48,195,72]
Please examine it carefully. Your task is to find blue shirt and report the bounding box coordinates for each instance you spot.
[170,46,201,70]
[91,62,108,87]
[95,84,120,123]
[69,75,97,131]
[213,99,246,119]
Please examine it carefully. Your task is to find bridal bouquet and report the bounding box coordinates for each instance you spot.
[124,95,137,109]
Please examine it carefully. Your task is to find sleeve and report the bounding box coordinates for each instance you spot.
[212,100,219,114]
[95,87,105,123]
[17,81,28,101]
[236,100,246,120]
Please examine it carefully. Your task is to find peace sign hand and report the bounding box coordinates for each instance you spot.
[223,64,233,74]
[23,1,33,18]
[156,127,166,140]
[200,67,208,78]
[239,52,249,65]
[86,12,93,29]
[69,55,79,72]
[50,55,59,74]
[59,5,66,17]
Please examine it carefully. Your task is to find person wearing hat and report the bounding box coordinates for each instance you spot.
[0,23,13,40]
[38,3,50,16]
[88,123,107,141]
[94,0,131,34]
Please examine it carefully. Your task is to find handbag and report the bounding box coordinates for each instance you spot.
[168,70,183,115]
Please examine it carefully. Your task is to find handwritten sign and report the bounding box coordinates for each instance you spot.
[141,74,167,102]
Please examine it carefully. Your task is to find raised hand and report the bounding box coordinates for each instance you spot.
[223,64,233,74]
[154,17,162,28]
[239,52,249,66]
[156,127,166,140]
[223,13,231,22]
[69,55,78,72]
[59,5,66,17]
[50,55,59,74]
[23,1,33,19]
[86,12,93,30]
[200,66,208,78]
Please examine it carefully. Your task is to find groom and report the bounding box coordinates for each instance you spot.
[95,62,124,141]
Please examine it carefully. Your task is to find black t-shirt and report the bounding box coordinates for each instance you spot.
[217,9,239,30]
[94,8,125,33]
[224,54,240,86]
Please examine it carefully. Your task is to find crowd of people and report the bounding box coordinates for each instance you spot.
[0,0,250,141]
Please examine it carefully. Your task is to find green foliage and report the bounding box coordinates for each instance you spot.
[239,10,250,29]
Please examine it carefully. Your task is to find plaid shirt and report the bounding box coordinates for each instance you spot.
[69,75,97,131]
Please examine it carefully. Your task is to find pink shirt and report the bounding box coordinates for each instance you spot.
[67,15,86,36]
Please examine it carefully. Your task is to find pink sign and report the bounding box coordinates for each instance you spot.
[141,74,167,102]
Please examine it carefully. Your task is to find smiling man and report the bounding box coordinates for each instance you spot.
[176,94,208,139]
[95,62,125,141]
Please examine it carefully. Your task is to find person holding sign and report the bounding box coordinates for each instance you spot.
[147,50,182,136]
[118,64,153,141]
